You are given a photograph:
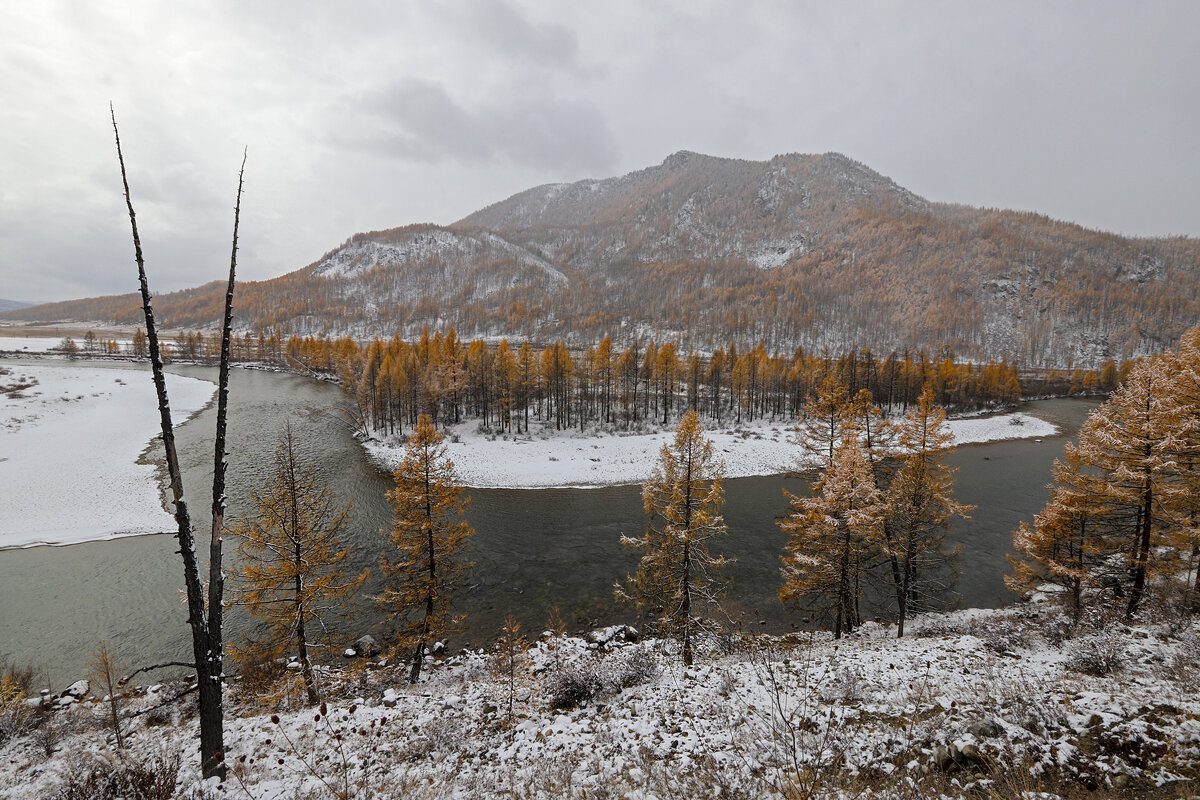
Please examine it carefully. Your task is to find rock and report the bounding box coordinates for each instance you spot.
[62,680,89,699]
[482,702,499,715]
[1112,774,1130,789]
[431,640,447,656]
[354,635,380,657]
[343,648,357,658]
[933,745,953,770]
[382,688,400,708]
[286,662,302,671]
[960,744,981,761]
[968,719,1003,738]
[56,696,75,708]
[586,624,640,646]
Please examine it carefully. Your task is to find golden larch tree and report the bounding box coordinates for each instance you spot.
[377,414,474,683]
[619,409,728,666]
[1070,356,1182,617]
[883,387,972,636]
[232,422,364,705]
[779,437,885,639]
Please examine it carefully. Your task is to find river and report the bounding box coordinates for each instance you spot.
[0,360,1099,686]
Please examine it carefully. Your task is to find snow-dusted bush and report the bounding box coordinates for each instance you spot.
[48,748,180,800]
[613,647,659,688]
[545,662,608,710]
[1066,631,1127,676]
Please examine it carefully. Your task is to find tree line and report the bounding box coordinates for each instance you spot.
[337,329,1025,436]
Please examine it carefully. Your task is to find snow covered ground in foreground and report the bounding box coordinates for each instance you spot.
[366,411,1058,488]
[3,603,1196,799]
[0,364,215,548]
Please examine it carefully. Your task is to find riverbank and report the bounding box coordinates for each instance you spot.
[2,600,1195,799]
[0,362,215,548]
[364,410,1059,489]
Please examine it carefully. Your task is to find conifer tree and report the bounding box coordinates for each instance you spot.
[619,410,728,665]
[884,387,972,636]
[1006,446,1110,621]
[1070,357,1180,617]
[795,374,853,467]
[232,423,365,704]
[1167,330,1200,610]
[779,436,884,638]
[377,414,474,683]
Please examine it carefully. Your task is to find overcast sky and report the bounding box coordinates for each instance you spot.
[2,1,1197,305]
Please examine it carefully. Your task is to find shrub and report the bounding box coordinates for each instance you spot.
[1066,632,1127,676]
[49,749,181,800]
[546,662,609,710]
[613,648,659,689]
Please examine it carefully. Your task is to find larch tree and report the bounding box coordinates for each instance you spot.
[1168,330,1200,610]
[795,374,853,468]
[1006,446,1110,622]
[1071,357,1181,618]
[377,414,474,683]
[619,409,729,666]
[779,436,885,639]
[884,387,972,636]
[232,422,366,705]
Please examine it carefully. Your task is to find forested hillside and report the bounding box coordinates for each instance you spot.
[7,151,1198,367]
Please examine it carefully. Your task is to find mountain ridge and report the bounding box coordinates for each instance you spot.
[5,150,1198,367]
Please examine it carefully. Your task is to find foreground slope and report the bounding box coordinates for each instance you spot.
[7,151,1199,366]
[3,605,1197,798]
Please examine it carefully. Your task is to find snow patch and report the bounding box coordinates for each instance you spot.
[0,364,215,548]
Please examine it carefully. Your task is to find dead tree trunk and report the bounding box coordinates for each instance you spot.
[112,107,244,780]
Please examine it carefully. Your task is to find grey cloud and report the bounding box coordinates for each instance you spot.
[454,0,581,70]
[354,77,617,174]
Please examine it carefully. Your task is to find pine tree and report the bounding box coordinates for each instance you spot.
[232,423,365,704]
[619,410,728,665]
[377,414,474,683]
[779,436,884,638]
[884,387,972,636]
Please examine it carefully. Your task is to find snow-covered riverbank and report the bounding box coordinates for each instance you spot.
[364,410,1059,489]
[0,363,215,548]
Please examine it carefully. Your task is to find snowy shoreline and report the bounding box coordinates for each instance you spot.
[0,363,216,549]
[364,409,1059,489]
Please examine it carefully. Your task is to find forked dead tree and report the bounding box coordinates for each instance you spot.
[112,106,244,779]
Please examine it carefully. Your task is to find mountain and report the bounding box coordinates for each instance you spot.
[5,151,1199,366]
[0,299,31,312]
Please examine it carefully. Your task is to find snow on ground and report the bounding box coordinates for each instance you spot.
[0,363,215,548]
[0,336,76,354]
[3,603,1196,798]
[365,411,1058,489]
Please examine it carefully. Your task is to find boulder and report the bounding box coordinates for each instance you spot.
[354,635,380,657]
[968,719,1003,738]
[61,680,89,699]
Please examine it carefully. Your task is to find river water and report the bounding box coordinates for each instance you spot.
[0,360,1098,686]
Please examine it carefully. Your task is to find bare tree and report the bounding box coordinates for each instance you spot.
[112,107,244,779]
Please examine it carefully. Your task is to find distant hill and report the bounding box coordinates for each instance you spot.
[5,151,1198,366]
[0,299,31,312]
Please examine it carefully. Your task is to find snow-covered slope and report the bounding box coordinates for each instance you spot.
[3,604,1196,798]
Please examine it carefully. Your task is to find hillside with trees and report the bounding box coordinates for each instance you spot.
[6,151,1198,367]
